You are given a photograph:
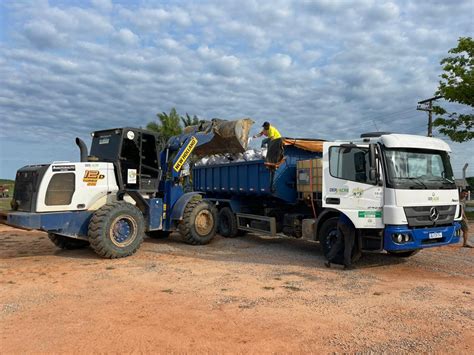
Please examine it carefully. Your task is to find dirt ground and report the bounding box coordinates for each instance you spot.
[0,224,473,353]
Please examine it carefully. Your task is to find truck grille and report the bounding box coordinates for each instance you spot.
[404,205,456,227]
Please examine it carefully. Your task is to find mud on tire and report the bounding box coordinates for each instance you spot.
[179,197,217,245]
[48,233,89,250]
[88,202,145,258]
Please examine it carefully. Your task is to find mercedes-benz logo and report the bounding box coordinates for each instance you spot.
[429,207,440,222]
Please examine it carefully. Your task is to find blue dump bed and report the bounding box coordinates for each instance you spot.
[193,145,321,204]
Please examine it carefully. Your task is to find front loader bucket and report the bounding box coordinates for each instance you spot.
[185,118,254,157]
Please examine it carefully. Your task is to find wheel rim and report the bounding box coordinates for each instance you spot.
[110,215,137,247]
[325,228,338,252]
[195,210,214,236]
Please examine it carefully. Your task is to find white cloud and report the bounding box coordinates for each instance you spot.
[0,0,473,178]
[23,20,65,49]
[116,28,139,46]
[210,55,240,76]
[266,54,292,71]
[91,0,113,12]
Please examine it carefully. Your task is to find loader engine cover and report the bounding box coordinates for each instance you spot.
[11,165,49,212]
[11,162,117,213]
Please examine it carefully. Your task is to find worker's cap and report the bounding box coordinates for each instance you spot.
[262,121,270,128]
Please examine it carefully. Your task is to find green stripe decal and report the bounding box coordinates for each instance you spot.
[358,211,382,218]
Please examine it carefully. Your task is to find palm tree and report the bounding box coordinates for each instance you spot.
[181,113,200,127]
[146,108,183,148]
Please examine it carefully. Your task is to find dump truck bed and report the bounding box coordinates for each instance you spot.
[193,159,271,196]
[193,144,322,204]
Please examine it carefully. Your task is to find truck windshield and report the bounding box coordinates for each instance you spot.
[383,148,456,189]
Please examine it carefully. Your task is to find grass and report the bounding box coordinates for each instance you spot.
[0,179,14,211]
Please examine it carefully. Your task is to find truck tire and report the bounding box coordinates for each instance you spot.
[388,250,420,258]
[88,202,145,258]
[48,233,89,250]
[318,217,360,264]
[179,197,217,245]
[146,231,171,239]
[319,217,342,261]
[218,207,239,238]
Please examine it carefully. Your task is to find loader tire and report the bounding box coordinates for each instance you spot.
[146,231,171,239]
[48,233,89,250]
[218,207,239,238]
[179,197,217,245]
[88,202,145,258]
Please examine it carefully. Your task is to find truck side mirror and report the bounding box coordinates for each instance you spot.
[369,143,379,184]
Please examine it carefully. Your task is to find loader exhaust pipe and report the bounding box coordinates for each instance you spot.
[75,137,88,162]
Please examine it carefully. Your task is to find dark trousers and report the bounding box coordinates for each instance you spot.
[327,222,355,266]
[261,137,271,148]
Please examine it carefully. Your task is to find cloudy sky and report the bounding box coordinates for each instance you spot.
[0,0,473,179]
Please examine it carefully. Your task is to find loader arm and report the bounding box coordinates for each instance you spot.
[167,118,254,179]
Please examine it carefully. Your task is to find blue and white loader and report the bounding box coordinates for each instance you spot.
[1,119,253,258]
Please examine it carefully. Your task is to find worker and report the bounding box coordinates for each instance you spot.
[324,213,356,270]
[253,121,281,148]
[460,189,472,248]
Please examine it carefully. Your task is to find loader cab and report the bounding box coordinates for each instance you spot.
[89,128,162,193]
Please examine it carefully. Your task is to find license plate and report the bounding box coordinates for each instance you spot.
[429,232,442,239]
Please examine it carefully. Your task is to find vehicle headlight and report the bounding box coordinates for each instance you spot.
[392,233,412,244]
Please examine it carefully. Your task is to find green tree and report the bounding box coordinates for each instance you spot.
[181,113,200,127]
[146,108,183,147]
[433,37,474,143]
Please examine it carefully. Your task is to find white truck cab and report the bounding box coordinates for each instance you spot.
[322,133,461,254]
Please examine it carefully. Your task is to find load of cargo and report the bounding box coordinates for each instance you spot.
[194,147,267,166]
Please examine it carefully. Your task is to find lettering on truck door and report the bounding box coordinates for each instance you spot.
[322,142,384,229]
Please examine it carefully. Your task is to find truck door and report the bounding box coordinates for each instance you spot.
[322,142,384,229]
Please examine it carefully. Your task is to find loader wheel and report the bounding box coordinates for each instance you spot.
[179,197,217,245]
[146,231,171,239]
[48,233,89,250]
[218,207,239,238]
[88,202,145,258]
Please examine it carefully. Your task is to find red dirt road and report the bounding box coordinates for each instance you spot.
[1,224,473,353]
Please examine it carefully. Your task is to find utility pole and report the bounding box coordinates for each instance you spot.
[417,95,443,137]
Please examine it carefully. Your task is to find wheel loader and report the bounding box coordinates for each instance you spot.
[1,118,253,258]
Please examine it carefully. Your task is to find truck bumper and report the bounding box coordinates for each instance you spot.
[3,211,92,239]
[383,223,461,251]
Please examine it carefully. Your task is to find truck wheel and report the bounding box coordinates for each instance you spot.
[388,250,420,258]
[318,217,341,261]
[146,231,171,239]
[179,198,217,245]
[318,217,361,264]
[88,202,145,258]
[218,207,239,238]
[48,233,89,250]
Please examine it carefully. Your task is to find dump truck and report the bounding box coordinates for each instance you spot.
[1,119,253,258]
[193,133,462,260]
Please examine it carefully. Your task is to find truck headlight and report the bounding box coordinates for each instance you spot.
[392,233,412,244]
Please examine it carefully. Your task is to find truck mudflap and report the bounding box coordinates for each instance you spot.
[383,222,461,251]
[3,211,92,239]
